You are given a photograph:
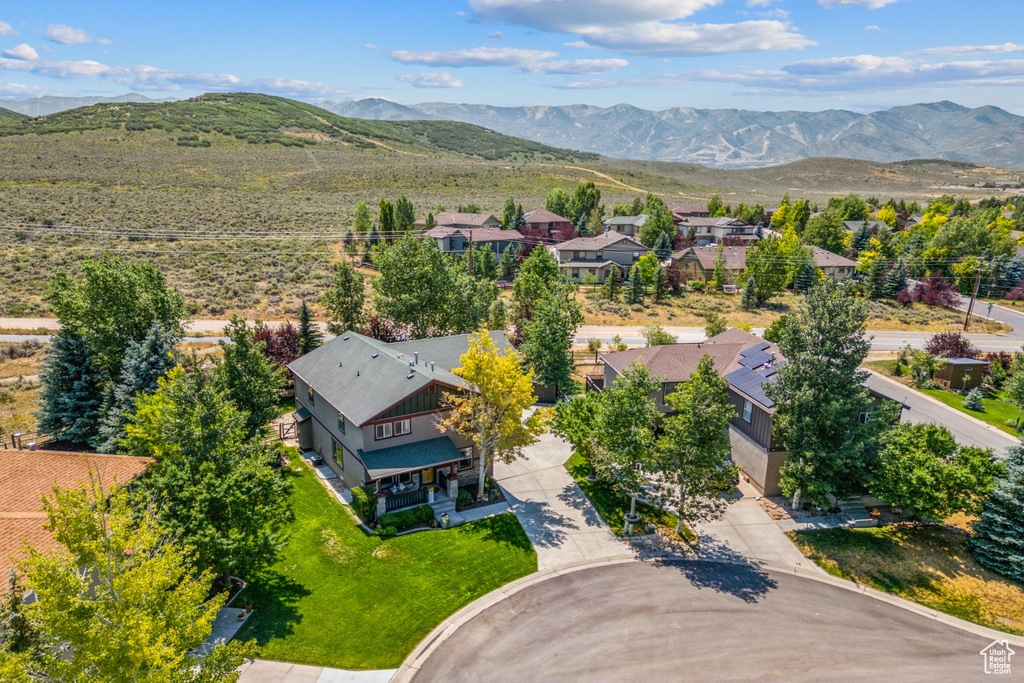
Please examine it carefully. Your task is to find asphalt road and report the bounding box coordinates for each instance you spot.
[413,562,995,683]
[865,371,1019,456]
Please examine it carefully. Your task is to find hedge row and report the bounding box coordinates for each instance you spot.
[379,504,435,532]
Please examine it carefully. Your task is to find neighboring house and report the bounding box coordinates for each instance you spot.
[424,226,524,260]
[669,204,710,219]
[553,230,650,283]
[670,245,857,283]
[523,209,572,238]
[602,214,647,237]
[676,217,757,246]
[933,358,989,390]
[600,328,788,495]
[288,331,512,514]
[412,212,500,232]
[843,220,889,233]
[0,450,153,574]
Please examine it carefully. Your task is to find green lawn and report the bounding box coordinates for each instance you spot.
[920,387,1021,437]
[789,525,1024,636]
[564,453,695,542]
[237,457,537,670]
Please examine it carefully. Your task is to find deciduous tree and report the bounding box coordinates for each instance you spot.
[743,236,788,304]
[323,259,365,334]
[521,283,584,396]
[218,316,286,436]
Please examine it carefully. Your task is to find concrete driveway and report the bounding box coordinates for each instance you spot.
[495,431,631,570]
[412,561,998,683]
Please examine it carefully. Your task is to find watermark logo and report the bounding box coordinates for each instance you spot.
[980,640,1015,675]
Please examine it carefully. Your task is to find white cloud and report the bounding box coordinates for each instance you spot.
[397,71,464,88]
[467,0,811,56]
[43,24,112,45]
[2,43,39,61]
[519,58,628,74]
[746,0,776,6]
[0,20,18,36]
[0,57,353,97]
[817,0,902,8]
[488,31,504,39]
[387,46,557,67]
[361,43,376,49]
[864,25,884,31]
[918,42,1024,56]
[0,81,49,97]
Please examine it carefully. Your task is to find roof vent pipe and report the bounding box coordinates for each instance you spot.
[409,360,414,368]
[430,361,435,372]
[414,351,419,365]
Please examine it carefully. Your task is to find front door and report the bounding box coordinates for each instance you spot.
[421,467,434,485]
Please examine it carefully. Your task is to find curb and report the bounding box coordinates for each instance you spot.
[393,553,1024,682]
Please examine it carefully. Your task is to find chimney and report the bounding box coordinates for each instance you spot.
[414,351,419,365]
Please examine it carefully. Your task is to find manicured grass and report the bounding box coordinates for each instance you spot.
[789,524,1024,636]
[237,456,537,670]
[920,386,1021,437]
[564,453,696,542]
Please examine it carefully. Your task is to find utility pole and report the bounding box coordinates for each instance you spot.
[963,265,983,331]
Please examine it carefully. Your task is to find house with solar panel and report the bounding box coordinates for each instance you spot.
[599,327,788,496]
[287,330,512,516]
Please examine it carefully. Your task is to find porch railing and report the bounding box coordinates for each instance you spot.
[386,486,428,512]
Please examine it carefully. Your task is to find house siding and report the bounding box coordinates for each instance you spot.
[294,374,366,485]
[729,425,787,496]
[728,388,776,450]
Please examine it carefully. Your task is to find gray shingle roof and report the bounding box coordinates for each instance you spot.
[603,214,648,227]
[287,331,511,426]
[556,231,649,252]
[358,437,464,479]
[942,358,989,366]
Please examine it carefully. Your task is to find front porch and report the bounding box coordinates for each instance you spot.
[358,436,475,515]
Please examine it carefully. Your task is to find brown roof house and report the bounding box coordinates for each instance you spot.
[413,212,500,232]
[932,357,989,391]
[600,328,789,495]
[523,209,572,238]
[553,230,650,283]
[669,204,710,218]
[288,331,513,517]
[424,226,524,262]
[671,245,857,284]
[0,450,153,573]
[675,217,758,246]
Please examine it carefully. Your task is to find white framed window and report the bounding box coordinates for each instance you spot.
[337,412,345,434]
[394,419,411,436]
[596,251,603,259]
[742,399,753,423]
[375,422,393,440]
[458,446,474,471]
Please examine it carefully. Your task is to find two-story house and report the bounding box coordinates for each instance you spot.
[670,245,857,283]
[675,217,757,246]
[553,230,651,283]
[669,204,710,219]
[288,331,512,514]
[412,212,501,232]
[523,209,572,238]
[600,328,787,495]
[602,214,647,237]
[425,226,524,261]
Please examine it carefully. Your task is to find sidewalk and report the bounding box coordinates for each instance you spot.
[237,660,395,683]
[495,431,632,570]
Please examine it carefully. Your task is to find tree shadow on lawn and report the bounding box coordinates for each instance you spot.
[485,493,577,549]
[235,569,313,646]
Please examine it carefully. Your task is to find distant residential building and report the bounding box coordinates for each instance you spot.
[602,214,647,237]
[413,212,500,232]
[553,230,650,283]
[675,217,757,245]
[523,209,572,238]
[842,219,890,233]
[425,226,524,260]
[670,245,857,283]
[669,203,710,219]
[932,358,989,391]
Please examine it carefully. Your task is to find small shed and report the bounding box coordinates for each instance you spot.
[933,358,989,390]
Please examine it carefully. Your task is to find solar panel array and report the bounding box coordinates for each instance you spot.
[726,342,783,409]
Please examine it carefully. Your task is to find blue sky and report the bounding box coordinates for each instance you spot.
[2,0,1023,113]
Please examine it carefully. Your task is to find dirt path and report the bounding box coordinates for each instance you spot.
[539,164,654,194]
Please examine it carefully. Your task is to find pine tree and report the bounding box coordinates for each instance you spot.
[0,568,41,655]
[625,264,646,305]
[652,265,667,303]
[754,223,764,239]
[964,387,986,411]
[794,263,817,293]
[852,221,872,252]
[602,265,621,301]
[653,232,673,260]
[424,212,437,230]
[342,229,355,256]
[866,257,887,300]
[497,244,518,279]
[883,259,909,299]
[970,440,1024,582]
[741,276,758,311]
[93,322,179,453]
[297,301,322,355]
[36,329,103,446]
[575,212,589,237]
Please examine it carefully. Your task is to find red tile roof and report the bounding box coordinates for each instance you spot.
[0,450,152,573]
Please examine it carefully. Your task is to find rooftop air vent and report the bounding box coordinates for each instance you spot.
[430,361,435,372]
[407,373,414,379]
[414,351,419,365]
[343,335,350,341]
[372,353,379,359]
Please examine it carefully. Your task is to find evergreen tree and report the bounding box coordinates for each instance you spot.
[794,263,817,293]
[575,212,589,237]
[513,205,526,232]
[970,440,1024,582]
[755,223,764,239]
[740,276,758,311]
[35,329,103,447]
[487,299,507,331]
[497,244,519,279]
[217,316,287,437]
[367,225,382,247]
[0,568,40,656]
[92,322,179,453]
[964,387,986,411]
[866,257,887,300]
[342,229,355,256]
[602,265,621,301]
[297,301,322,355]
[851,221,872,252]
[625,264,646,305]
[424,212,437,230]
[652,265,667,303]
[883,259,909,299]
[653,232,673,260]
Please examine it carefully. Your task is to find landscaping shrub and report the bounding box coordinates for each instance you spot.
[350,485,377,524]
[964,388,986,411]
[378,504,435,532]
[376,526,396,538]
[457,489,474,510]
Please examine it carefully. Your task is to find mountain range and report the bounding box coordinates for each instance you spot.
[318,99,1024,171]
[1,93,177,117]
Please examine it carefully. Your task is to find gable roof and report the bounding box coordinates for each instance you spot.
[556,230,649,252]
[600,328,784,410]
[425,226,524,243]
[603,214,648,227]
[676,217,751,228]
[287,330,512,426]
[523,209,570,224]
[415,212,499,227]
[0,450,153,573]
[672,245,855,270]
[669,204,709,215]
[843,220,888,232]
